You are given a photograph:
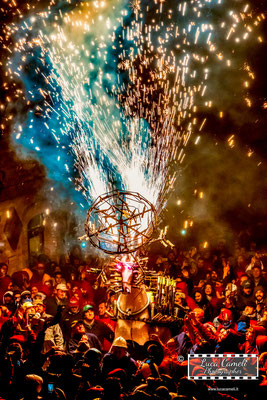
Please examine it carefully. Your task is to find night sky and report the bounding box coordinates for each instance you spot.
[0,0,266,250]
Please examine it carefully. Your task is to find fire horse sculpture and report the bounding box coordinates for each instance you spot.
[97,257,181,345]
[84,190,182,345]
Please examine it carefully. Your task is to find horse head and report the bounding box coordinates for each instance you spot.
[116,260,134,293]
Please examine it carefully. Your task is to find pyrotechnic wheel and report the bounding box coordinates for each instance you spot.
[85,190,157,254]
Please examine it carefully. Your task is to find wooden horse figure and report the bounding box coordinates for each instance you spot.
[113,259,171,345]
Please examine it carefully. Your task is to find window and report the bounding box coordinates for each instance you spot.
[28,214,44,257]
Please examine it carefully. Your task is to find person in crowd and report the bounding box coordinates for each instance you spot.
[237,302,257,341]
[76,280,94,308]
[31,299,65,354]
[102,336,137,379]
[173,290,190,320]
[96,301,116,331]
[0,236,266,400]
[2,291,15,312]
[240,326,258,354]
[216,282,239,321]
[60,296,83,343]
[82,304,114,349]
[185,308,217,353]
[186,246,198,276]
[105,290,117,316]
[168,250,179,279]
[78,347,103,387]
[45,284,69,316]
[137,340,164,380]
[192,289,213,322]
[20,290,32,305]
[221,257,235,284]
[0,262,10,281]
[53,272,66,287]
[246,253,264,273]
[214,308,242,353]
[68,320,101,359]
[0,301,38,359]
[0,341,28,399]
[0,305,10,330]
[21,374,44,400]
[179,262,194,295]
[254,286,267,321]
[32,291,47,304]
[237,279,255,311]
[166,311,197,359]
[11,270,31,292]
[0,263,13,302]
[195,256,209,281]
[25,261,52,287]
[209,269,224,298]
[248,263,267,291]
[203,282,218,314]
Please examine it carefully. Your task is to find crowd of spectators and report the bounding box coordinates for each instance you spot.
[0,238,267,400]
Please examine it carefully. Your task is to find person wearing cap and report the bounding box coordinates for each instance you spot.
[68,320,101,360]
[237,279,255,311]
[29,299,64,354]
[61,297,83,343]
[82,304,114,350]
[44,283,69,316]
[32,291,46,304]
[102,336,137,380]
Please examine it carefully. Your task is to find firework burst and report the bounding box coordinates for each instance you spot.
[2,0,264,219]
